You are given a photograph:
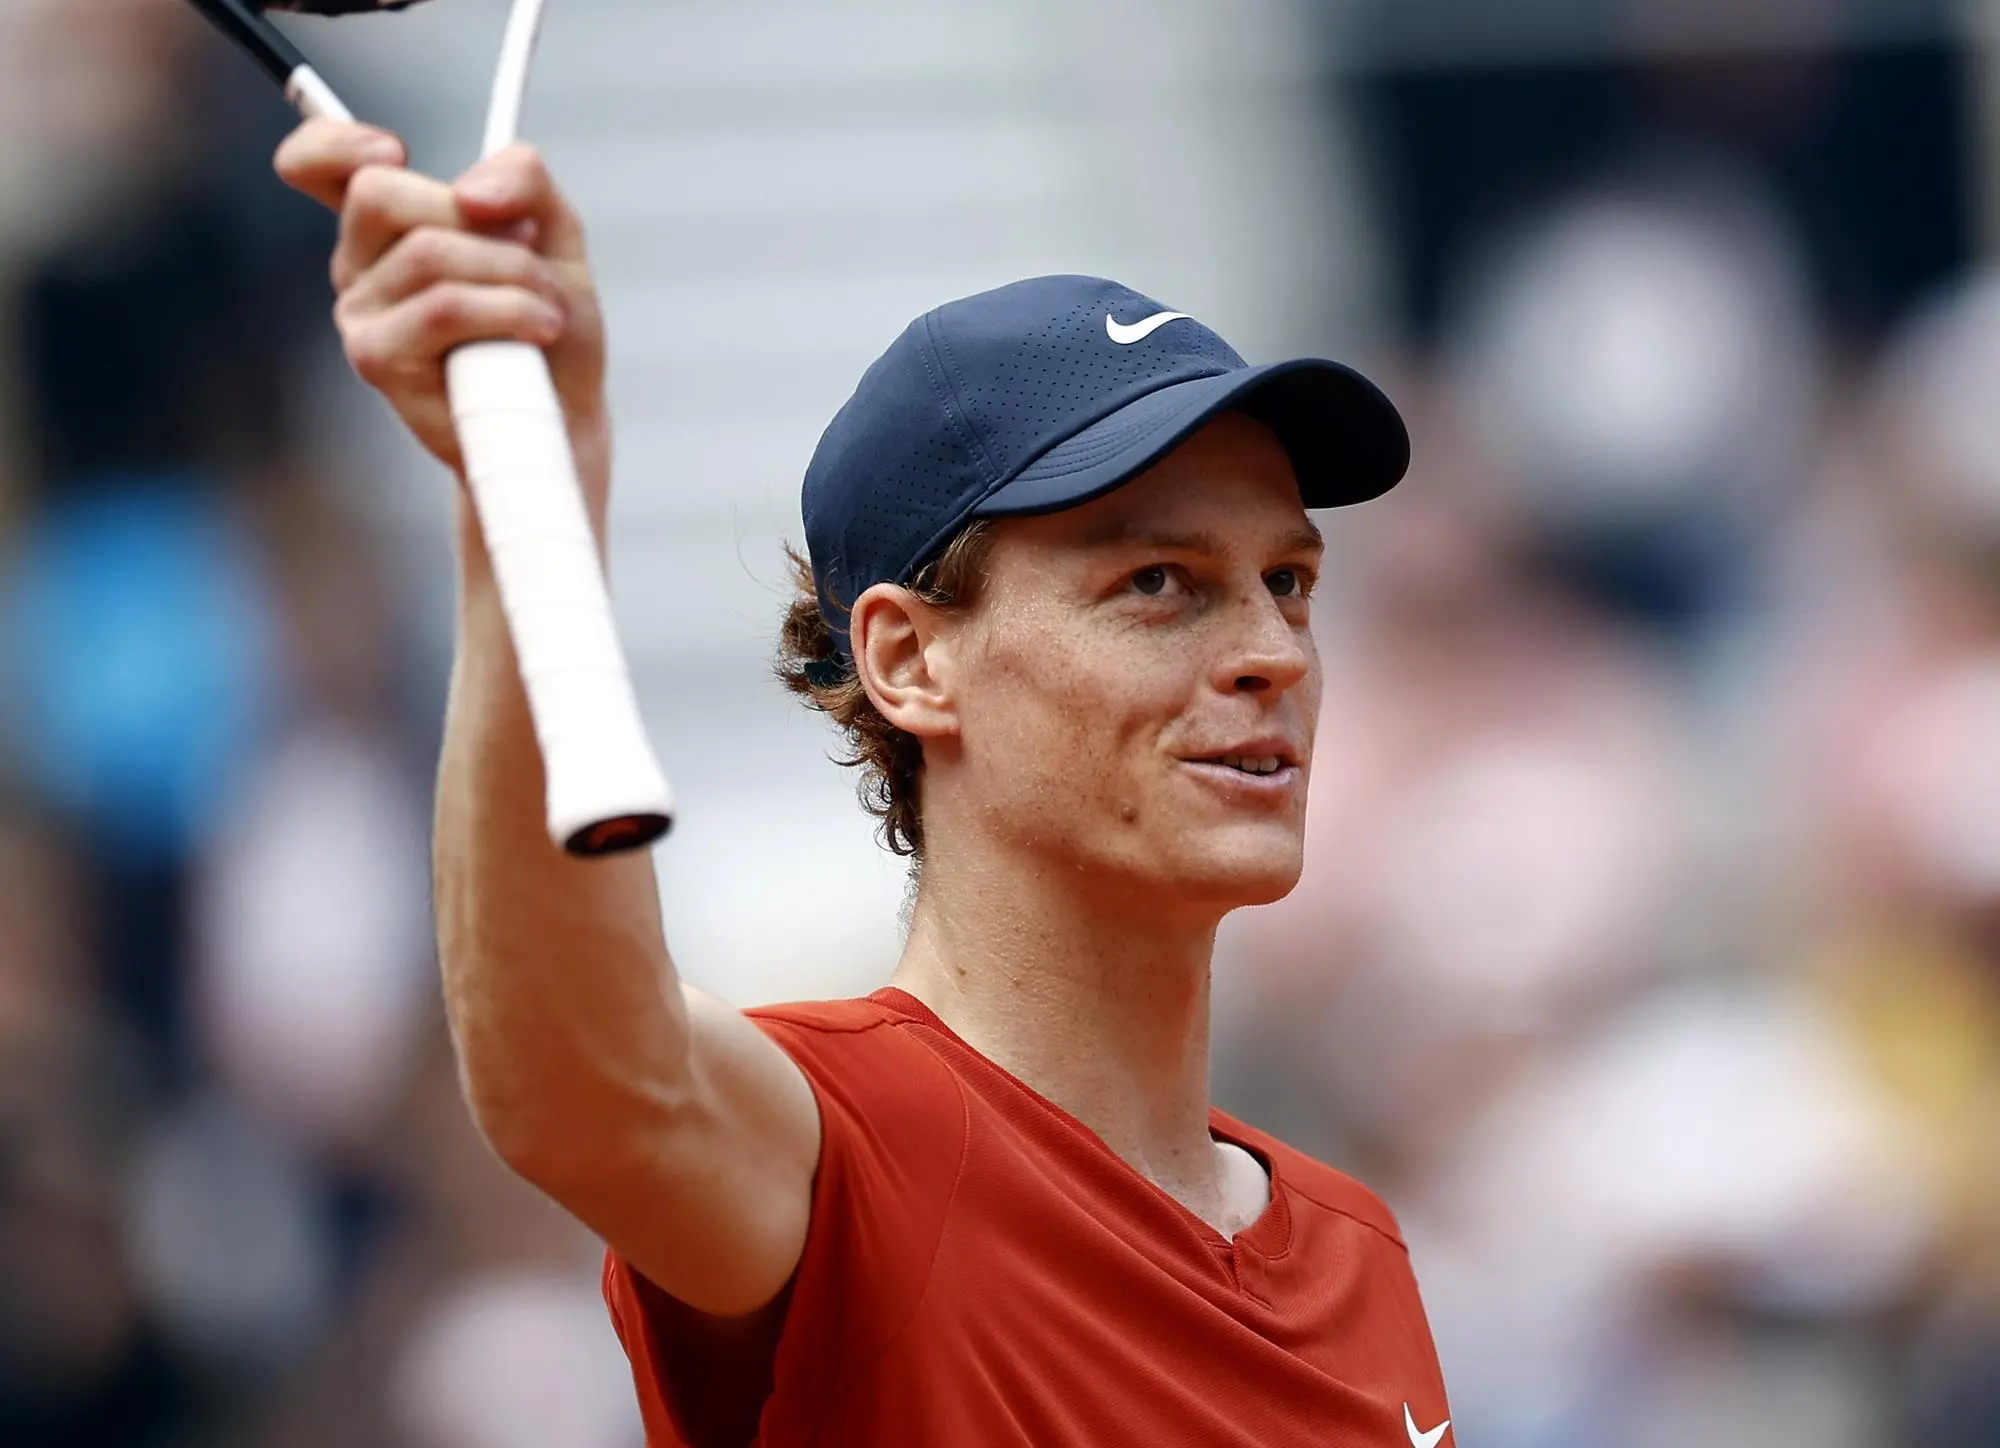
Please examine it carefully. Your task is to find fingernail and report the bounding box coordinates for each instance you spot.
[530,302,565,339]
[361,135,403,165]
[502,218,542,248]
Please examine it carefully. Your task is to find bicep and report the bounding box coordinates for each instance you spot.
[559,984,822,1318]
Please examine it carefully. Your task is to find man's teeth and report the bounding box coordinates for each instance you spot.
[1221,754,1284,775]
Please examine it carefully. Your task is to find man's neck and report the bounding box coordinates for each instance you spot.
[889,847,1250,1228]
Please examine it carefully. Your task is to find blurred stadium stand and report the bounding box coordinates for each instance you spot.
[1,1,1997,1445]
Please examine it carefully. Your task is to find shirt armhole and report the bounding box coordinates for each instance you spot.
[600,1005,968,1443]
[602,1250,792,1448]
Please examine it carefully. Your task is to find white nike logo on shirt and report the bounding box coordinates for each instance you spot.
[1406,1403,1450,1448]
[1105,310,1191,345]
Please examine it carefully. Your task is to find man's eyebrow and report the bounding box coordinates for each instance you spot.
[1084,527,1226,554]
[1283,523,1327,555]
[1075,522,1326,554]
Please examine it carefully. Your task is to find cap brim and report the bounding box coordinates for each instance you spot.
[970,359,1409,519]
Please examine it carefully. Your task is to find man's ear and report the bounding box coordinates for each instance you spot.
[850,582,959,740]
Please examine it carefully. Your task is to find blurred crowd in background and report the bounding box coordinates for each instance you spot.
[1,1,1997,1445]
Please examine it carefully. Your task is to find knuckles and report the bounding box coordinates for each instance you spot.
[273,119,347,187]
[400,229,543,290]
[342,326,394,386]
[417,285,470,337]
[346,162,402,217]
[492,143,550,194]
[400,227,454,284]
[508,143,550,183]
[322,142,587,405]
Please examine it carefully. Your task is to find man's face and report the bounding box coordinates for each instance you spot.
[943,412,1324,911]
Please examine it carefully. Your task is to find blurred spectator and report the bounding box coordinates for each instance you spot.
[1439,161,1817,633]
[1764,265,2000,1443]
[0,801,184,1445]
[4,2,1998,1445]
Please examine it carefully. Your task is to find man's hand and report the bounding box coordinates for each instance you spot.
[273,120,610,514]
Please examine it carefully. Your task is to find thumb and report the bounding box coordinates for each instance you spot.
[451,144,587,261]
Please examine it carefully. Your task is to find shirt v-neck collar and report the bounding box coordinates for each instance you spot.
[869,986,1293,1263]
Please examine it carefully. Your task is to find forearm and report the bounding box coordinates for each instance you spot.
[434,485,693,1181]
[273,125,820,1308]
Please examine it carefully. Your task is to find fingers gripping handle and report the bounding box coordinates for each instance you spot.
[447,341,673,854]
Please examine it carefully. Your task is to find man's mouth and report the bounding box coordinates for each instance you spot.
[1214,754,1286,776]
[1185,743,1300,777]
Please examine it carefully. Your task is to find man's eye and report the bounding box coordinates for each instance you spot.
[1267,568,1302,598]
[1132,566,1171,596]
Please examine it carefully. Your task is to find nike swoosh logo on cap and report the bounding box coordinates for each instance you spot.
[1105,310,1191,345]
[1405,1404,1450,1448]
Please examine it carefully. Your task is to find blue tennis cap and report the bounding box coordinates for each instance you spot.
[802,274,1409,652]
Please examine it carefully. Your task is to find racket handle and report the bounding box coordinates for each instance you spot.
[447,340,673,856]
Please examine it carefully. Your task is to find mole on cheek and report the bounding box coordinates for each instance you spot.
[1119,802,1139,824]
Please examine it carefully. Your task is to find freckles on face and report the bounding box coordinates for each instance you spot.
[961,580,1199,847]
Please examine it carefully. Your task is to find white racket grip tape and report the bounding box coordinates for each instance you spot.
[446,340,673,855]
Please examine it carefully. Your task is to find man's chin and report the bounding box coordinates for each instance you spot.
[1154,834,1305,911]
[1051,815,1305,912]
[1213,862,1304,909]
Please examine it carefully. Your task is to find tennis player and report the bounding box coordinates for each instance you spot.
[277,120,1453,1448]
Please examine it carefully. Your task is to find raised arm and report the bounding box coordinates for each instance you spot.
[274,121,819,1317]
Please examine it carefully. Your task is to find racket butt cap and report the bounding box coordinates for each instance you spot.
[564,812,673,857]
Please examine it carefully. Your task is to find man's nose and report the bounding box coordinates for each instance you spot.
[1214,595,1311,696]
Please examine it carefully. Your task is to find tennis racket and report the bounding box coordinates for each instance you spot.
[188,0,675,857]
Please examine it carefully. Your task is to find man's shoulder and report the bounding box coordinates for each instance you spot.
[1214,1110,1408,1251]
[744,988,957,1062]
[745,991,910,1037]
[744,991,963,1120]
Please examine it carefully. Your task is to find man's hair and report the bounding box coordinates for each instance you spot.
[775,523,995,857]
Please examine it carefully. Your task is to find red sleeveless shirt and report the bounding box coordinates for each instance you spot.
[603,987,1452,1447]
